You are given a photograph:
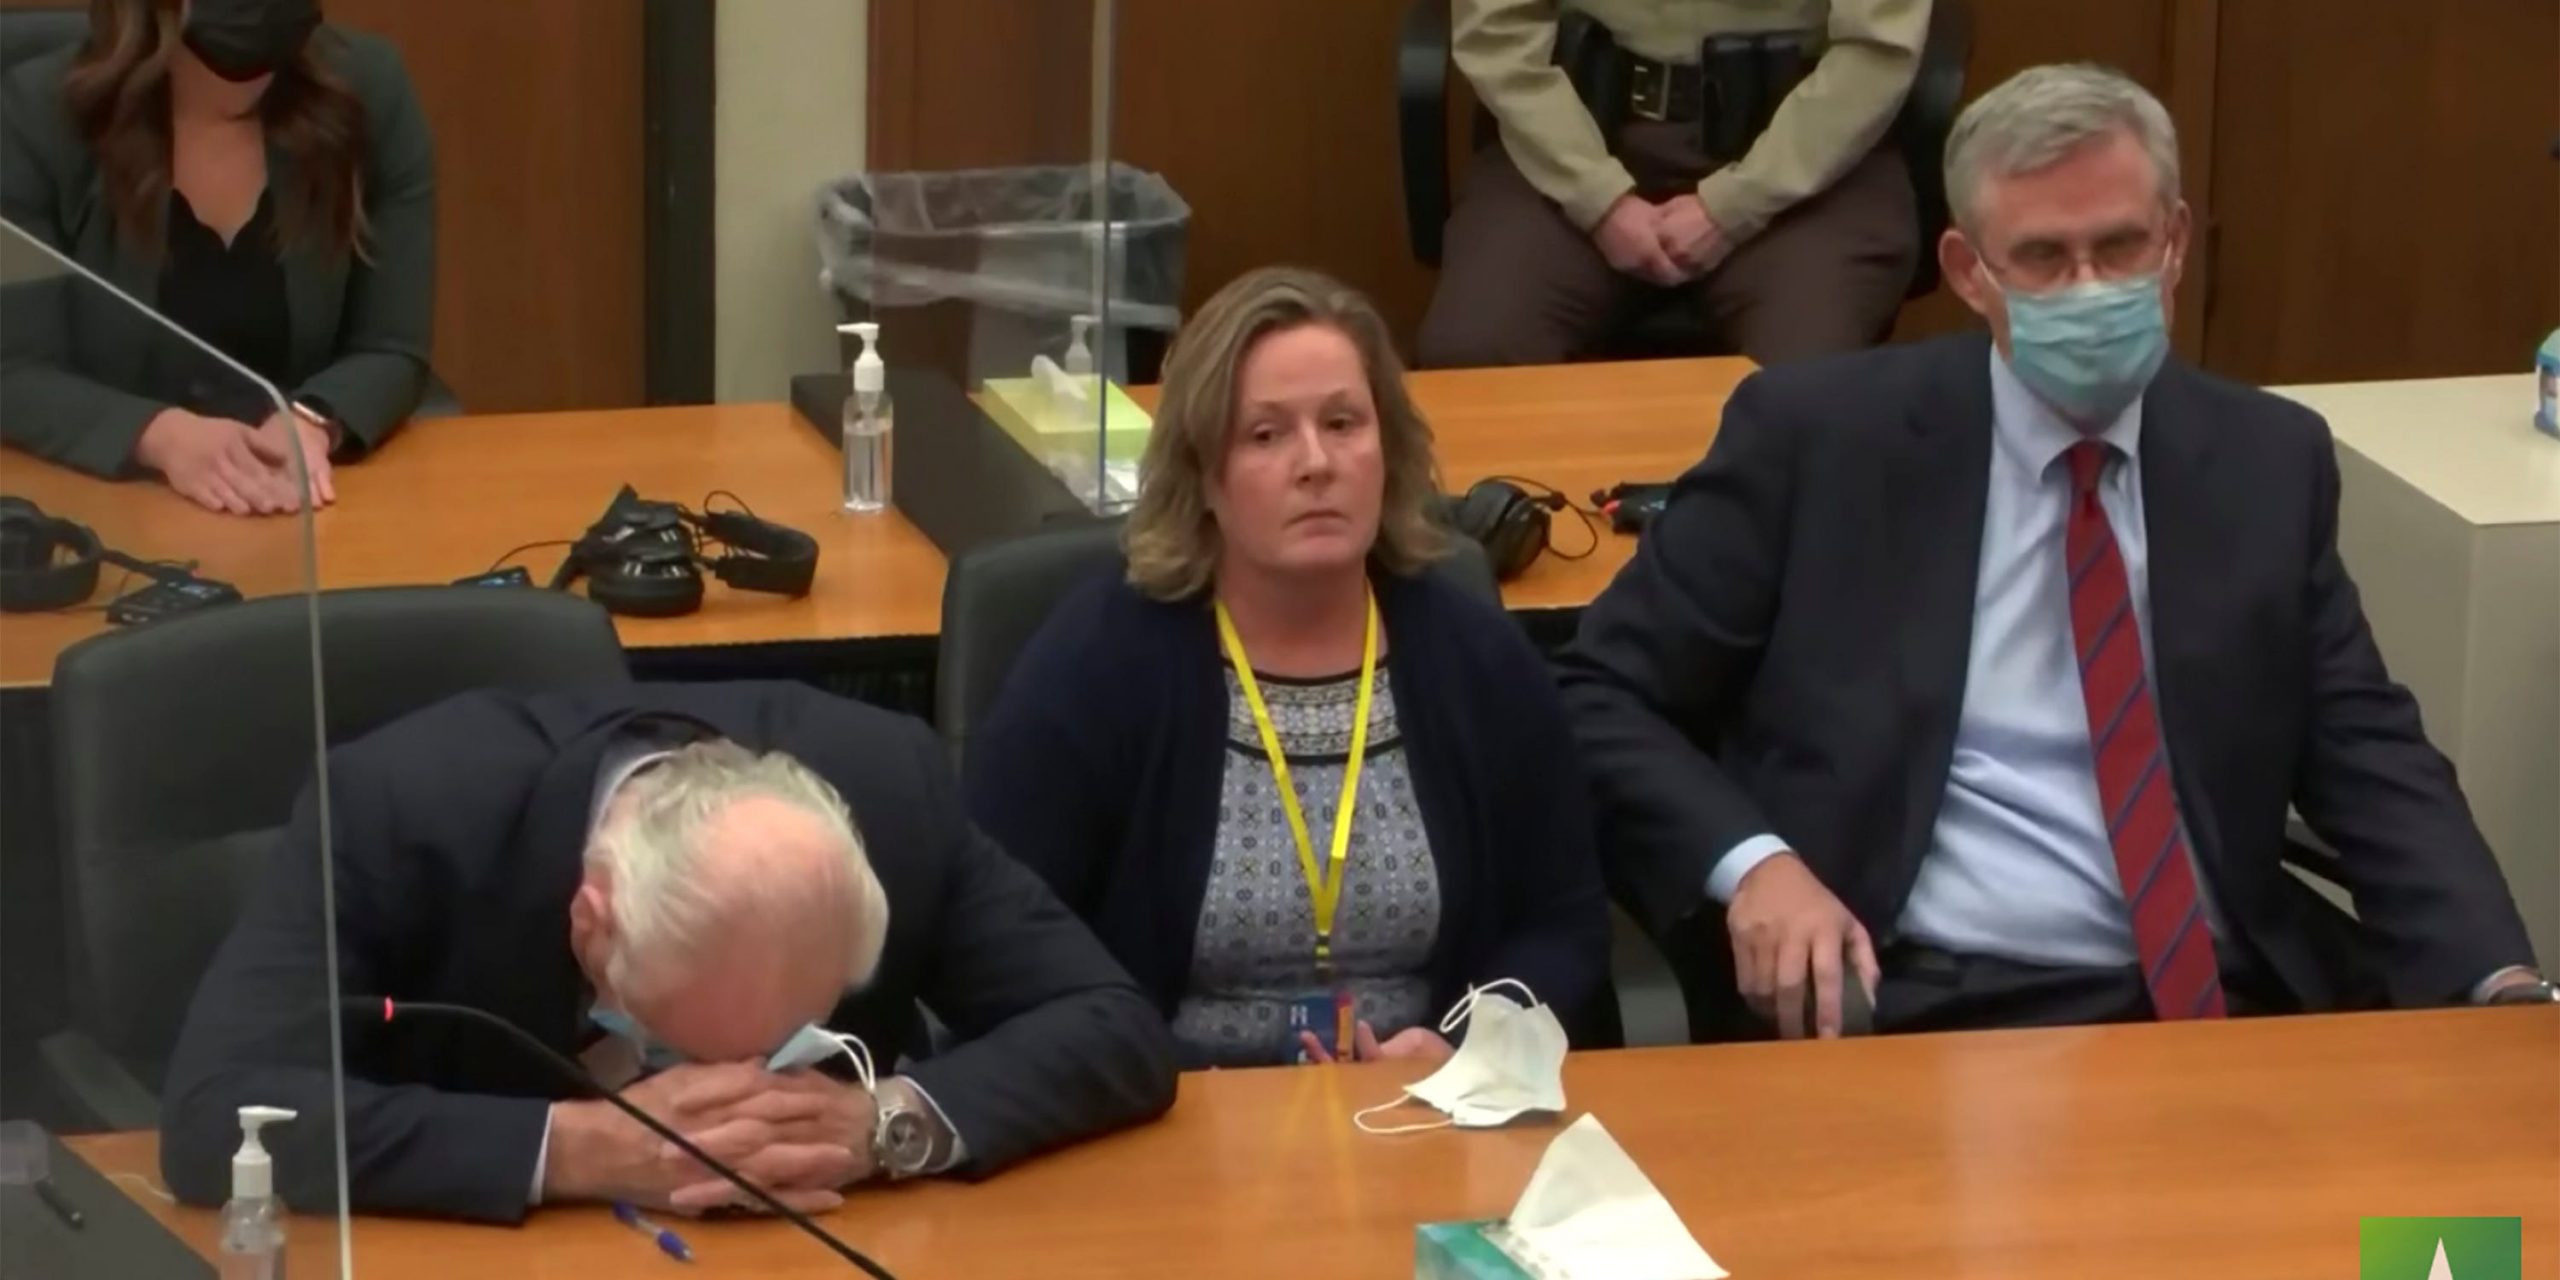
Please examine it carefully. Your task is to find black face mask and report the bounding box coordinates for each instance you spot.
[182,0,320,84]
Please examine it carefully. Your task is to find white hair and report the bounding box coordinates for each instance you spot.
[586,740,890,1002]
[1943,63,2181,232]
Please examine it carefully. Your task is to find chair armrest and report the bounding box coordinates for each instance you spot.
[1894,0,1972,297]
[1397,0,1455,266]
[36,1029,160,1132]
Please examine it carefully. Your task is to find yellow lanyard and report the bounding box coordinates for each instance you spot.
[1214,589,1378,980]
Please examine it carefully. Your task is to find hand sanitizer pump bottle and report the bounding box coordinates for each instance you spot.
[836,321,893,512]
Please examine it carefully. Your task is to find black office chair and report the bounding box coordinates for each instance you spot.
[934,518,1129,765]
[1398,0,1974,359]
[39,586,630,1129]
[0,7,88,70]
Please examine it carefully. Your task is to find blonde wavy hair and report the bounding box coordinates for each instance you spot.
[1123,266,1447,601]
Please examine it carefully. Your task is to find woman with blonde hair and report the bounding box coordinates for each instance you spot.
[963,266,1608,1069]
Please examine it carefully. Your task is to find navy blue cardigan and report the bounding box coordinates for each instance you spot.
[962,567,1612,1048]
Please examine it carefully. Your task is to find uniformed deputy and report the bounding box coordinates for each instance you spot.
[1418,0,1929,368]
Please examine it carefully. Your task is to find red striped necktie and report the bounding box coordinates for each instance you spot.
[2064,440,2226,1020]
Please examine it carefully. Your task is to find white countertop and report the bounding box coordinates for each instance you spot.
[2271,375,2560,527]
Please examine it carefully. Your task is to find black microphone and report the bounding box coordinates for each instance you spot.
[347,997,899,1279]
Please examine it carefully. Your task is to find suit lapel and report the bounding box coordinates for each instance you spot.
[267,140,339,380]
[495,742,607,1056]
[1886,337,1996,873]
[2134,363,2229,878]
[67,179,163,388]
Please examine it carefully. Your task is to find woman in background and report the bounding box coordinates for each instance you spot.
[0,0,438,514]
[964,266,1609,1069]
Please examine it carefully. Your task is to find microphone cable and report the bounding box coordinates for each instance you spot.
[351,997,899,1279]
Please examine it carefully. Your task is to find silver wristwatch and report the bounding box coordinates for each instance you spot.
[2483,978,2560,1006]
[871,1079,944,1179]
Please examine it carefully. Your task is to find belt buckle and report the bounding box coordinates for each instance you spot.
[1627,60,1672,122]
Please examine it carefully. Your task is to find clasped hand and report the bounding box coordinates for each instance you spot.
[548,1062,874,1216]
[1592,193,1732,287]
[133,407,334,516]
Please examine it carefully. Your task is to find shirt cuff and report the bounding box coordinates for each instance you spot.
[529,1106,553,1205]
[1704,834,1793,905]
[894,1076,970,1175]
[2470,965,2541,1003]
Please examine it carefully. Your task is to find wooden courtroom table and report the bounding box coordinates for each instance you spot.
[0,358,1743,688]
[69,1009,2559,1278]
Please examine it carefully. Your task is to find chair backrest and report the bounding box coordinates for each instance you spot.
[1895,0,1974,297]
[49,586,631,1084]
[935,518,1129,761]
[0,8,87,71]
[935,520,1503,761]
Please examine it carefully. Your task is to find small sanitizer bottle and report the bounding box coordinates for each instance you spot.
[836,321,892,512]
[219,1106,295,1280]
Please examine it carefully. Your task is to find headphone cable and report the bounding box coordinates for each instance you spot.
[1479,474,1601,560]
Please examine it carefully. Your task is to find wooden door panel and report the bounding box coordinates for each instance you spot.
[333,0,646,411]
[2205,0,2559,383]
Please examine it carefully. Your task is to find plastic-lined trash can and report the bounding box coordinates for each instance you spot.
[817,163,1190,388]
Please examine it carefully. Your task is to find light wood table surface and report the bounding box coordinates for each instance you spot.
[69,1008,2559,1279]
[0,358,1742,687]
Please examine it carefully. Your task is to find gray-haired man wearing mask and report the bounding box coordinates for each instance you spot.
[1560,63,2547,1042]
[160,682,1177,1222]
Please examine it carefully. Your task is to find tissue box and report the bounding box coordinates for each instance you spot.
[978,376,1154,467]
[1417,1221,1540,1280]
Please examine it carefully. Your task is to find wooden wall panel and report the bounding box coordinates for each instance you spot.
[867,0,1093,172]
[2203,0,2560,384]
[331,0,646,412]
[872,1,2549,385]
[1112,0,1435,349]
[1889,0,2180,343]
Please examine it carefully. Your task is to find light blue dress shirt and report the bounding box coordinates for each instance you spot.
[1708,350,2218,969]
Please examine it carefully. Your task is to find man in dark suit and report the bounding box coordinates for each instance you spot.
[1559,63,2548,1041]
[159,681,1178,1222]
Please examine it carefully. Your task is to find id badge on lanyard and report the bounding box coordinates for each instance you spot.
[1216,589,1379,1063]
[1290,990,1358,1063]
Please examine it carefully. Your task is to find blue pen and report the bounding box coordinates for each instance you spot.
[612,1201,694,1263]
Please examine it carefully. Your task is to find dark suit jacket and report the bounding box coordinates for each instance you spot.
[158,682,1178,1223]
[962,569,1613,1054]
[1558,332,2535,1011]
[0,26,437,475]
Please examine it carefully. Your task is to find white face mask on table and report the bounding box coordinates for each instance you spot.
[1354,979,1568,1134]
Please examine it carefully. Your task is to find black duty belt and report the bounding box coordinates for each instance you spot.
[1620,51,1707,124]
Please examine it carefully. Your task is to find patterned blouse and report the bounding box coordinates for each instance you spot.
[1170,665,1444,1068]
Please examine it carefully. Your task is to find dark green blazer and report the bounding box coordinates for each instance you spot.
[0,27,436,476]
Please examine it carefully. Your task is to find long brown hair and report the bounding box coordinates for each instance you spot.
[62,0,370,261]
[1123,265,1449,601]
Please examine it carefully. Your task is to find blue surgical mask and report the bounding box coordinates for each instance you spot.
[593,1005,874,1082]
[766,1024,876,1086]
[590,1004,687,1073]
[1992,268,2170,425]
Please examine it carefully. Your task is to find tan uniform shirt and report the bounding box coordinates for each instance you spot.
[1452,0,1928,240]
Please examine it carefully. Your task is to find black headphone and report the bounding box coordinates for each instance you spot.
[0,496,198,613]
[548,486,818,618]
[1440,476,1595,581]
